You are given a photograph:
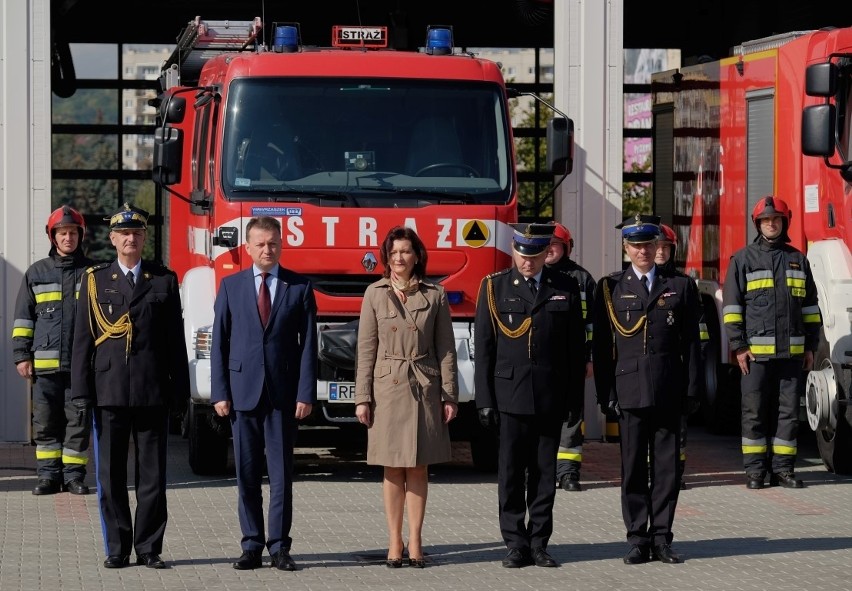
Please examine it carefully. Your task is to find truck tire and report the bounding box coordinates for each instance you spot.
[808,330,852,474]
[188,401,230,475]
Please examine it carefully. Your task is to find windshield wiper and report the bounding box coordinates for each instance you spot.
[367,186,475,202]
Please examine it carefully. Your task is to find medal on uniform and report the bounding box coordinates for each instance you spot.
[109,304,113,315]
[667,310,675,325]
[509,314,513,324]
[658,298,666,307]
[626,310,630,322]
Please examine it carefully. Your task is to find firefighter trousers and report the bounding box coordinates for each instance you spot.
[32,372,90,483]
[740,358,801,476]
[556,412,583,480]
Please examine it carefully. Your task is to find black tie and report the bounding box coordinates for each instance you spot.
[640,275,649,293]
[126,270,135,288]
[528,277,538,296]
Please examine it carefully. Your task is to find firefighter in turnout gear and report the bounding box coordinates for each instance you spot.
[12,205,94,496]
[474,223,586,568]
[654,224,707,490]
[722,196,822,490]
[593,215,703,565]
[545,222,596,492]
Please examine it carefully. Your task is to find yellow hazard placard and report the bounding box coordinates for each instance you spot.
[461,220,490,248]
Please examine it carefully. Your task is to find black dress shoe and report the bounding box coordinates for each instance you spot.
[770,472,804,488]
[531,547,558,567]
[652,543,682,564]
[559,474,582,492]
[32,479,62,495]
[136,553,166,569]
[623,545,650,565]
[232,550,262,570]
[65,479,89,495]
[103,555,130,568]
[271,550,297,571]
[680,479,687,490]
[501,547,531,568]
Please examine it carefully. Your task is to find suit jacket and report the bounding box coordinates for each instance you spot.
[592,265,703,410]
[211,265,317,412]
[473,265,586,420]
[71,260,190,407]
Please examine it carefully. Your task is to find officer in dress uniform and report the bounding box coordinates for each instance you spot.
[592,214,702,566]
[474,223,586,569]
[71,203,190,570]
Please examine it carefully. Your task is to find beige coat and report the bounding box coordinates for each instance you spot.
[355,278,458,467]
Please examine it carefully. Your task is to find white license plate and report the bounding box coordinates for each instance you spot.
[328,382,356,403]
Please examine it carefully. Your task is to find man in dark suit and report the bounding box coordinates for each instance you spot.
[474,223,586,569]
[211,216,317,571]
[72,203,189,569]
[592,214,703,565]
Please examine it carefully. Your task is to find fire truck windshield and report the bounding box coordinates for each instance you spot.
[222,78,512,206]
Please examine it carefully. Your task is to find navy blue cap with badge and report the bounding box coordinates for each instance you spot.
[616,213,661,244]
[511,222,556,256]
[106,202,148,231]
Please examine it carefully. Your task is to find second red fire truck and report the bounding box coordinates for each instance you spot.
[652,26,852,473]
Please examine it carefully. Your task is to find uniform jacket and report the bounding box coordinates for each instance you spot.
[549,256,596,361]
[211,265,317,412]
[355,278,458,467]
[474,266,586,420]
[71,260,190,407]
[592,265,703,410]
[722,239,822,359]
[12,248,93,373]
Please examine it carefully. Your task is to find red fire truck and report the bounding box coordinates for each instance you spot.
[652,27,852,473]
[152,17,572,474]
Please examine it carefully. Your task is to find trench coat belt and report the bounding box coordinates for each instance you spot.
[383,353,436,397]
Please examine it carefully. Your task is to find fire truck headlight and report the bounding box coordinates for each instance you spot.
[446,291,464,305]
[194,326,213,359]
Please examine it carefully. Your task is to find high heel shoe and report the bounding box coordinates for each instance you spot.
[386,557,403,568]
[407,557,426,568]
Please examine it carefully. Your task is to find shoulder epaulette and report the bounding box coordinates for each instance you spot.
[608,269,624,278]
[85,262,110,274]
[486,268,511,279]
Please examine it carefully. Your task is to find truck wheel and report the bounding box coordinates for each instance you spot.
[188,402,230,475]
[807,331,852,474]
[469,427,498,472]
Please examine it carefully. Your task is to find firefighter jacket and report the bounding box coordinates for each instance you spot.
[12,248,93,374]
[722,238,822,359]
[473,266,586,421]
[548,256,596,362]
[592,265,703,410]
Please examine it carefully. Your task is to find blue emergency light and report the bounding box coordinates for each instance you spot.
[446,291,464,305]
[273,25,299,53]
[425,26,453,55]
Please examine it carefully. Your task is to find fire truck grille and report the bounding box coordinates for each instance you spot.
[305,274,447,297]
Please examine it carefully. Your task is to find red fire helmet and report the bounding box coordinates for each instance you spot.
[751,195,792,229]
[45,205,86,243]
[549,221,573,248]
[658,223,677,245]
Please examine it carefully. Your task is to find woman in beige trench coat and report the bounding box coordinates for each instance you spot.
[355,226,458,568]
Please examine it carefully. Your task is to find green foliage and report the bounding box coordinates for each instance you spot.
[623,159,652,217]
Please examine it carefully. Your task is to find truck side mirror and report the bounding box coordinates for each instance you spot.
[547,117,574,176]
[152,126,183,186]
[801,104,836,157]
[805,63,837,97]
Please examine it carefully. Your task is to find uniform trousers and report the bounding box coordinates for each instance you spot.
[740,358,801,475]
[94,405,168,557]
[497,412,562,551]
[618,406,680,547]
[32,372,89,482]
[231,394,298,555]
